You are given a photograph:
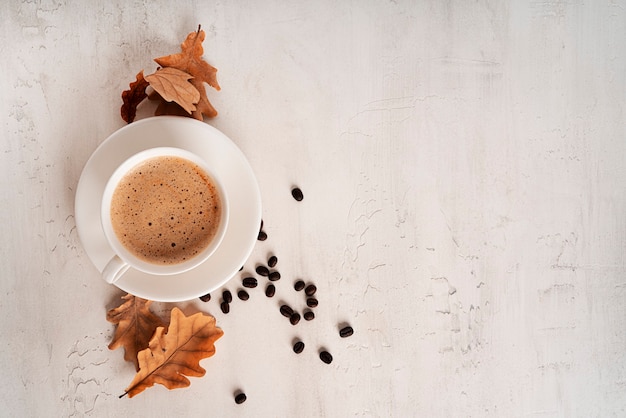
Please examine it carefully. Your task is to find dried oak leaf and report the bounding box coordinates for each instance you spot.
[106,294,166,371]
[121,307,223,398]
[154,26,220,120]
[144,67,200,115]
[121,71,150,123]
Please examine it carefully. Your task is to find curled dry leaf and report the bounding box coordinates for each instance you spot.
[154,26,220,120]
[119,25,219,123]
[144,67,200,115]
[106,294,166,371]
[121,71,149,123]
[121,307,224,398]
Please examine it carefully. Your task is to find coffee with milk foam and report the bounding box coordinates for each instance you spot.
[110,155,222,265]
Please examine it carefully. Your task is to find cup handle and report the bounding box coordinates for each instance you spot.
[102,255,130,284]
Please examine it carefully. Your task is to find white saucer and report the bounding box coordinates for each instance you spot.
[74,116,262,302]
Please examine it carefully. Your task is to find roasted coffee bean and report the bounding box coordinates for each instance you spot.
[306,298,318,308]
[242,277,258,288]
[293,341,305,354]
[222,290,233,303]
[294,280,305,291]
[237,290,250,301]
[234,392,247,404]
[304,284,317,296]
[220,301,230,314]
[291,187,304,201]
[319,351,333,364]
[339,326,354,338]
[268,271,281,281]
[199,293,211,302]
[280,304,293,318]
[289,312,301,325]
[268,255,278,268]
[303,310,315,321]
[265,284,276,297]
[258,230,267,241]
[256,265,270,276]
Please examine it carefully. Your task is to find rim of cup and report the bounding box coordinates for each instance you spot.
[100,147,229,276]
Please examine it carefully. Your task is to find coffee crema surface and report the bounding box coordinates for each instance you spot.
[110,156,222,265]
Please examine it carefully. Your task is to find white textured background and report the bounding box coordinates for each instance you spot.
[2,1,626,416]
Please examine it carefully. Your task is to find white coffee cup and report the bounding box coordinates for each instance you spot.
[100,147,229,284]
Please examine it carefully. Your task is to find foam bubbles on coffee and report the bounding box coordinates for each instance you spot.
[110,156,221,265]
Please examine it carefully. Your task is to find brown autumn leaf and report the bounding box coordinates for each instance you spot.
[144,67,200,115]
[121,307,223,398]
[106,294,166,371]
[121,71,150,123]
[154,26,220,120]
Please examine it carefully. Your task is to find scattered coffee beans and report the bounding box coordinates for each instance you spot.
[319,350,333,364]
[234,392,247,404]
[242,277,258,288]
[223,290,233,304]
[291,187,304,201]
[199,293,211,302]
[280,304,293,318]
[339,326,354,338]
[304,284,317,296]
[220,301,230,314]
[289,312,301,325]
[293,341,305,354]
[256,265,270,276]
[214,201,352,401]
